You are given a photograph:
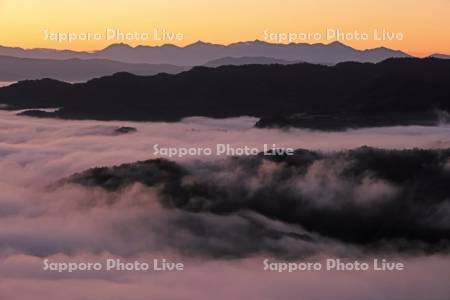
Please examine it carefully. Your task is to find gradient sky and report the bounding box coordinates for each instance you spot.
[0,0,449,56]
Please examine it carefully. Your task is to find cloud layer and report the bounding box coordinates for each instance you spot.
[1,111,450,299]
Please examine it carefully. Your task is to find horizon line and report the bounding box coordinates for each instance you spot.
[1,40,448,58]
[0,40,419,56]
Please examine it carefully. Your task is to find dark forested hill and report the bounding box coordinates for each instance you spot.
[0,58,449,129]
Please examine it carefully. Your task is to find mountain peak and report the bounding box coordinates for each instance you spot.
[329,41,345,46]
[327,41,353,49]
[430,53,450,59]
[230,40,270,47]
[103,43,134,50]
[187,40,215,47]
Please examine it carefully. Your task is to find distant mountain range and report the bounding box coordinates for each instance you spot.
[0,41,415,81]
[0,55,188,82]
[0,41,414,81]
[0,41,410,66]
[0,55,308,82]
[1,58,449,130]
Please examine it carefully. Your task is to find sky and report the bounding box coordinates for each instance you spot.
[0,0,449,56]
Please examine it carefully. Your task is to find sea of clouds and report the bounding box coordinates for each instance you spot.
[1,110,449,299]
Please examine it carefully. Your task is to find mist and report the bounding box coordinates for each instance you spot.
[1,110,449,299]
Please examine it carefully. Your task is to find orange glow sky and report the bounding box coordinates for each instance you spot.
[0,0,449,56]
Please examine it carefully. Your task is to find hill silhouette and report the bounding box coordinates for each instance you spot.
[0,57,449,129]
